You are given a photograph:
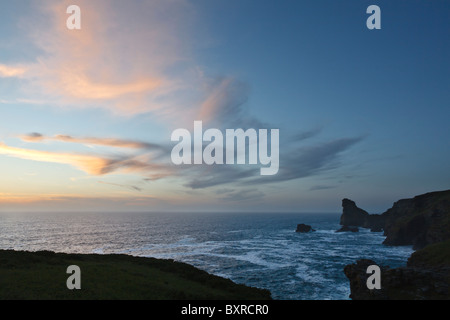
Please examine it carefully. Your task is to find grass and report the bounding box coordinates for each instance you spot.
[0,250,272,300]
[408,240,450,268]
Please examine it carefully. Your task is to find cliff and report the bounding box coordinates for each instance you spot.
[343,189,450,300]
[339,190,450,248]
[339,198,385,231]
[344,241,450,300]
[340,198,369,226]
[382,190,450,249]
[0,250,272,300]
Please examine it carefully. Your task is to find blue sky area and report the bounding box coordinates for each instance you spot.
[0,0,448,213]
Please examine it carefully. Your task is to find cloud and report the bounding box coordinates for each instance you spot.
[0,64,27,78]
[0,142,111,175]
[198,78,248,124]
[181,136,364,189]
[291,127,323,142]
[97,181,142,192]
[20,132,44,142]
[0,193,159,211]
[0,142,172,178]
[220,189,265,202]
[6,0,197,116]
[0,1,265,126]
[309,185,337,191]
[54,73,162,100]
[20,133,166,151]
[246,137,364,185]
[197,77,265,129]
[184,166,257,189]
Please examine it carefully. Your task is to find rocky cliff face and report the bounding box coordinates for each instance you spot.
[339,190,450,248]
[339,198,385,231]
[343,190,450,300]
[340,199,369,226]
[344,241,450,300]
[382,190,450,249]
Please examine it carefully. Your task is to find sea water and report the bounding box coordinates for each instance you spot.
[0,212,413,300]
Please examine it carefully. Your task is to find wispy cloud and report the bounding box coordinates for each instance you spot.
[291,127,323,142]
[4,0,197,116]
[0,142,112,175]
[0,0,367,196]
[0,193,159,210]
[309,185,337,191]
[184,166,257,189]
[20,133,166,151]
[0,64,27,78]
[97,181,142,192]
[198,77,264,129]
[179,137,364,189]
[0,141,172,178]
[220,189,265,202]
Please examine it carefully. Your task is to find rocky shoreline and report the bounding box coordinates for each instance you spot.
[341,190,450,300]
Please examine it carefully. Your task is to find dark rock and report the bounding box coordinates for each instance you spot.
[343,259,389,300]
[336,226,359,233]
[339,190,450,244]
[364,214,385,231]
[344,255,450,300]
[296,224,315,233]
[339,199,385,232]
[382,190,450,249]
[340,199,369,226]
[343,190,450,300]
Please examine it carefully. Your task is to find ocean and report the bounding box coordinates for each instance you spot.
[0,211,413,300]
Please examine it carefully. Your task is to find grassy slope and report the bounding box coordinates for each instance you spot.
[408,240,450,268]
[0,250,271,300]
[385,241,450,300]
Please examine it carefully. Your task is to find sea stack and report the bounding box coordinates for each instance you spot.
[296,224,315,233]
[339,199,385,232]
[340,199,369,226]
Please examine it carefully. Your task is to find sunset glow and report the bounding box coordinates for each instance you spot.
[0,0,448,212]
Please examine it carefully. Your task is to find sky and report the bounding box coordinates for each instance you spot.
[0,0,448,213]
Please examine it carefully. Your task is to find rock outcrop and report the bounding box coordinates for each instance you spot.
[296,224,315,233]
[344,241,450,300]
[382,190,450,249]
[336,226,359,233]
[339,190,450,246]
[340,199,369,226]
[339,198,385,232]
[343,190,450,300]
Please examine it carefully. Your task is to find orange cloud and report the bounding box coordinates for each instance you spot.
[0,193,159,210]
[19,0,194,116]
[19,133,164,150]
[0,142,172,178]
[198,77,252,127]
[198,78,236,123]
[55,71,162,100]
[2,0,238,124]
[0,64,27,78]
[0,142,111,175]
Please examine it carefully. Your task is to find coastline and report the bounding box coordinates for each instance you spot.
[0,249,272,300]
[0,212,412,300]
[341,190,450,300]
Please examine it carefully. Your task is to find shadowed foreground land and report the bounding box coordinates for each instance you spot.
[344,240,450,299]
[0,250,272,300]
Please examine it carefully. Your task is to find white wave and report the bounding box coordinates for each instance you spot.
[92,248,104,254]
[295,263,329,284]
